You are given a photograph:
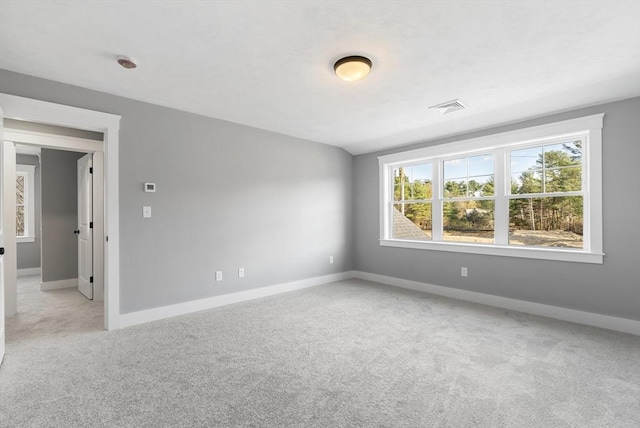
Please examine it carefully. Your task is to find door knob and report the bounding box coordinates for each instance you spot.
[74,230,80,234]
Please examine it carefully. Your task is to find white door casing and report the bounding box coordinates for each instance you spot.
[77,154,93,300]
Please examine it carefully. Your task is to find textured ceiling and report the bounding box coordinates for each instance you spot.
[1,1,639,154]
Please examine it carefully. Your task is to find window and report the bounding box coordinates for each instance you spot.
[379,114,603,263]
[443,154,495,244]
[392,163,433,241]
[16,164,36,243]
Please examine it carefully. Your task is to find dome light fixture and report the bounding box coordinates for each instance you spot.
[334,56,372,82]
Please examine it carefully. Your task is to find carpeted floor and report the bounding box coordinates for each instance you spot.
[1,277,639,427]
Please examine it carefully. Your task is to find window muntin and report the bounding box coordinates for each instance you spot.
[378,114,603,264]
[443,155,495,198]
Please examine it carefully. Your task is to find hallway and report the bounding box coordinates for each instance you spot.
[6,275,103,346]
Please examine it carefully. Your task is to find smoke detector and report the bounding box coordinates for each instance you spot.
[429,99,467,114]
[117,56,137,69]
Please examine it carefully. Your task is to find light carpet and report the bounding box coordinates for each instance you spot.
[1,277,639,427]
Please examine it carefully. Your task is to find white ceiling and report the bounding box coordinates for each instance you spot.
[1,1,639,155]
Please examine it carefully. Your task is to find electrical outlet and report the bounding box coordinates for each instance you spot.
[329,256,334,264]
[238,268,245,278]
[461,267,468,277]
[215,271,222,281]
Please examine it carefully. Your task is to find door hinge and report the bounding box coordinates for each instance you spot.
[90,276,94,283]
[90,167,93,174]
[90,222,93,229]
[0,247,4,255]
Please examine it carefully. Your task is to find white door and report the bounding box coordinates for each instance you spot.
[77,154,93,300]
[0,109,5,365]
[1,112,18,364]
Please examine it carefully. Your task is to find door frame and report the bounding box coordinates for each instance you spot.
[0,93,121,330]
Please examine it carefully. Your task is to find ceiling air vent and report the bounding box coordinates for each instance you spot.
[429,99,467,115]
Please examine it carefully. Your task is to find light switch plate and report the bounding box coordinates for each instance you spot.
[143,206,152,218]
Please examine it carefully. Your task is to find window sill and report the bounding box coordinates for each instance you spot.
[17,236,36,244]
[379,239,603,264]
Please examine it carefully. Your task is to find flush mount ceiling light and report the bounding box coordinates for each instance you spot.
[334,56,372,82]
[117,56,137,69]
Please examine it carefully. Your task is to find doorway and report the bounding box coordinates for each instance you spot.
[0,93,121,349]
[5,132,103,298]
[15,143,96,297]
[9,142,104,346]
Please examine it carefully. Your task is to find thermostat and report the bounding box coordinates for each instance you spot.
[144,183,156,192]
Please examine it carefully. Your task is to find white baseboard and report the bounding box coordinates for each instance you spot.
[353,271,640,336]
[40,278,78,291]
[115,269,639,335]
[119,271,354,329]
[17,267,41,277]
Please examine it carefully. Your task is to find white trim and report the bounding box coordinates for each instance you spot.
[40,278,78,291]
[17,267,41,277]
[5,130,103,153]
[378,114,605,165]
[378,114,604,264]
[119,272,354,329]
[0,93,121,330]
[380,239,604,264]
[353,271,639,336]
[116,269,639,335]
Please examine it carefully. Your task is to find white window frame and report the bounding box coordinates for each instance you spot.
[16,164,36,243]
[378,114,604,264]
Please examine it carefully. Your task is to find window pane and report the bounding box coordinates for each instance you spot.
[392,203,432,240]
[468,155,494,176]
[16,205,25,237]
[509,197,583,248]
[443,158,466,179]
[16,175,25,205]
[393,164,432,201]
[444,180,467,198]
[544,142,582,168]
[410,164,432,183]
[511,170,543,194]
[445,155,494,197]
[468,175,494,197]
[544,167,582,192]
[443,200,494,244]
[511,146,542,173]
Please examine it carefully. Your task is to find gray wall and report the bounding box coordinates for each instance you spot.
[40,149,85,282]
[354,97,640,321]
[0,69,355,313]
[15,154,41,270]
[4,68,636,322]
